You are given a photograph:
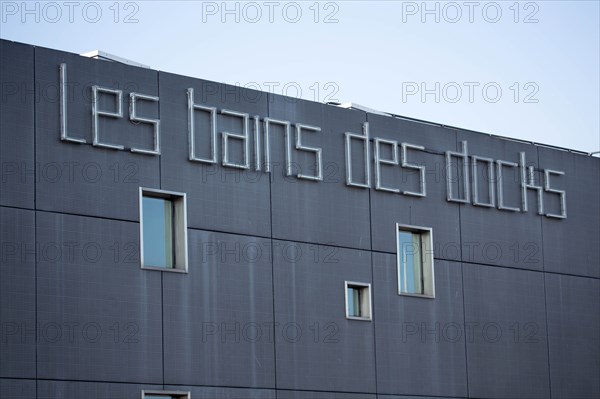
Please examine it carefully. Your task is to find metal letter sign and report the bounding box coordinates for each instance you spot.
[58,63,568,219]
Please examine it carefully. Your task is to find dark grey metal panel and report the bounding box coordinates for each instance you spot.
[0,207,36,378]
[273,240,376,393]
[366,113,458,149]
[373,254,467,397]
[35,212,163,382]
[166,385,276,398]
[539,148,600,277]
[458,130,544,270]
[463,264,550,398]
[0,378,35,399]
[545,274,600,398]
[278,391,375,399]
[159,71,272,237]
[376,395,457,399]
[162,230,275,387]
[34,46,160,220]
[268,97,371,250]
[367,114,460,258]
[0,40,35,208]
[37,380,162,399]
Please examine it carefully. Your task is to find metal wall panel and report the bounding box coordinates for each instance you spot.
[268,96,371,250]
[463,264,550,398]
[367,113,461,259]
[457,130,544,270]
[545,273,600,398]
[539,147,600,277]
[0,208,36,378]
[373,254,467,397]
[35,212,163,382]
[159,71,272,237]
[0,378,35,399]
[278,391,375,399]
[0,40,35,208]
[37,380,162,399]
[162,230,275,387]
[273,240,376,393]
[34,46,160,220]
[375,395,457,399]
[166,385,276,398]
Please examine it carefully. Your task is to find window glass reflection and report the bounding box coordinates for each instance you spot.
[398,231,423,294]
[347,287,361,317]
[142,196,173,268]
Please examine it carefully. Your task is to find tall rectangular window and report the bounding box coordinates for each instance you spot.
[398,230,424,294]
[396,224,435,298]
[142,196,174,268]
[347,286,361,317]
[140,188,188,273]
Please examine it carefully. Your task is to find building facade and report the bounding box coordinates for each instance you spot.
[1,39,599,399]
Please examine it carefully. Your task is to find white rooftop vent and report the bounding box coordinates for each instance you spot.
[333,102,389,116]
[80,50,150,69]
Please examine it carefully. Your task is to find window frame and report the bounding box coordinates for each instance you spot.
[141,390,191,399]
[139,187,188,273]
[396,223,435,299]
[344,281,372,321]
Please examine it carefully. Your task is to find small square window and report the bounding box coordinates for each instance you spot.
[396,223,435,298]
[141,390,190,399]
[140,187,188,273]
[345,281,372,321]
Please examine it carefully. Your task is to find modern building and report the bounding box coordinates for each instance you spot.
[1,39,598,399]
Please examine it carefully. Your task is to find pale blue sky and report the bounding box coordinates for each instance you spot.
[1,0,598,152]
